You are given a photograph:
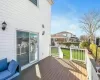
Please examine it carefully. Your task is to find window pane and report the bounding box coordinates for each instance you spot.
[17,30,39,67]
[30,0,37,6]
[17,30,29,66]
[29,33,38,62]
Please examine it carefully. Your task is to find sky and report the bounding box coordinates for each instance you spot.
[51,0,100,37]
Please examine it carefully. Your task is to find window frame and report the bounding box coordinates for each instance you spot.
[16,30,39,67]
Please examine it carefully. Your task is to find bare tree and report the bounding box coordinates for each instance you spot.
[80,10,100,42]
[80,35,88,41]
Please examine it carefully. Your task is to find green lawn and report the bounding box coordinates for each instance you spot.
[72,50,85,60]
[51,47,58,56]
[61,49,70,59]
[51,47,85,61]
[61,48,85,60]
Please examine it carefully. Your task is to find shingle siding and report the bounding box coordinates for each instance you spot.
[0,0,51,61]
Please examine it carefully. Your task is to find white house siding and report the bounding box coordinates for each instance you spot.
[0,0,51,61]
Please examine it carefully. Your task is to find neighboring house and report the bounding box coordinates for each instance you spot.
[51,31,79,44]
[69,36,79,42]
[0,0,53,70]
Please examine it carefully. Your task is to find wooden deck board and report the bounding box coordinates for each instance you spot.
[15,56,87,80]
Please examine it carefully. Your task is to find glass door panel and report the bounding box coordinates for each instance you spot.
[29,33,38,62]
[17,30,39,67]
[17,31,29,67]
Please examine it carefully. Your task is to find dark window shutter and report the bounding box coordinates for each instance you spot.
[30,0,37,6]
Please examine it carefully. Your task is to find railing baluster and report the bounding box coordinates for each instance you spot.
[82,50,83,60]
[81,50,83,60]
[77,50,80,60]
[70,48,72,60]
[83,50,84,60]
[72,49,73,59]
[84,50,85,60]
[74,49,75,59]
[80,50,81,60]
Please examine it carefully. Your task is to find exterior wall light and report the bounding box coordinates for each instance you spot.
[42,24,45,35]
[2,21,7,31]
[42,31,45,35]
[42,24,44,28]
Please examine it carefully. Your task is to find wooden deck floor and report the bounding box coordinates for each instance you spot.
[15,56,87,80]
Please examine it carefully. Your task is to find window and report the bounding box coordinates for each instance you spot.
[30,0,38,6]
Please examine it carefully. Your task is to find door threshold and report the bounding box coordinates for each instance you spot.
[21,60,39,71]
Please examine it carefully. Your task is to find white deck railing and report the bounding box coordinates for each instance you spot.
[70,48,100,80]
[85,50,100,80]
[58,47,63,58]
[51,46,63,58]
[70,48,86,62]
[51,47,99,80]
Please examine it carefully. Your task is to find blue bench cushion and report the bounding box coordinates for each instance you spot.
[8,60,18,74]
[6,72,20,80]
[0,70,12,80]
[0,58,7,72]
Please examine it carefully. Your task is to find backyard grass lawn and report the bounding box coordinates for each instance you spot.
[61,48,85,60]
[61,48,70,59]
[51,47,58,56]
[51,47,85,60]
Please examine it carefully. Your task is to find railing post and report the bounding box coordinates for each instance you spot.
[58,46,59,57]
[58,46,63,58]
[70,47,72,60]
[50,46,51,56]
[85,49,89,64]
[58,46,60,58]
[85,49,87,64]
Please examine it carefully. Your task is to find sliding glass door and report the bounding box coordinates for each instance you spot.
[17,30,39,67]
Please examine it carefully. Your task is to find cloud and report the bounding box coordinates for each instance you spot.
[70,24,77,31]
[51,1,82,37]
[51,15,80,36]
[51,15,69,28]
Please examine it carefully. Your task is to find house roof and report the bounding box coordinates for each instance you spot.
[57,31,73,35]
[47,0,54,5]
[51,31,76,38]
[51,34,65,38]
